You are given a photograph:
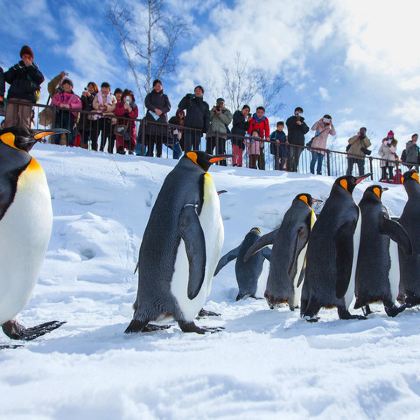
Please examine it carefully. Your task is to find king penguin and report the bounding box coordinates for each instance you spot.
[244,194,319,310]
[0,126,66,341]
[126,151,229,334]
[214,227,271,301]
[301,174,371,322]
[399,170,420,307]
[354,185,412,316]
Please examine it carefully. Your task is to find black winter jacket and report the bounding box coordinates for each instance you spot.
[0,67,4,98]
[145,90,171,123]
[178,94,210,132]
[286,116,309,146]
[4,61,44,103]
[231,110,249,147]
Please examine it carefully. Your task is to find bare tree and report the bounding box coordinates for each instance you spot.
[222,52,285,114]
[107,0,187,102]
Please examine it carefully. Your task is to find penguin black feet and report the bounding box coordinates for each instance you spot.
[384,304,407,317]
[404,295,420,308]
[197,308,221,318]
[337,308,366,320]
[178,321,224,334]
[124,320,171,334]
[362,305,373,316]
[2,320,65,341]
[304,315,320,323]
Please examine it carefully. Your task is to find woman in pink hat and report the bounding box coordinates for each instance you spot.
[379,130,399,181]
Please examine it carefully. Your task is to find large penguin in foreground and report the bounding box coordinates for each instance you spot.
[354,185,412,316]
[244,194,319,310]
[399,170,420,307]
[0,126,66,341]
[214,227,271,301]
[126,151,229,334]
[301,174,371,321]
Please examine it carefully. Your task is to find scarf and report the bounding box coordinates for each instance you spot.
[97,92,113,106]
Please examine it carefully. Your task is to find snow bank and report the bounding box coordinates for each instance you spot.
[0,145,418,419]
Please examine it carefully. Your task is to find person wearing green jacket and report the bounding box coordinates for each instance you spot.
[206,98,232,166]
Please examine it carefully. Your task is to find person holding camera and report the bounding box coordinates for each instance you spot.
[206,98,233,165]
[309,114,336,175]
[177,85,210,151]
[231,105,251,167]
[286,106,309,172]
[144,79,171,157]
[4,45,44,129]
[379,131,399,181]
[78,82,99,149]
[346,127,371,176]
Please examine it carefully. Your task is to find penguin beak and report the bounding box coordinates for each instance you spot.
[355,173,372,185]
[312,198,323,203]
[382,187,389,192]
[33,128,70,141]
[217,190,228,195]
[209,155,232,164]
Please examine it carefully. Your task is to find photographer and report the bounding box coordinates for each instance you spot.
[309,114,336,175]
[379,131,399,181]
[114,89,138,155]
[4,45,44,129]
[206,98,233,165]
[79,82,99,150]
[346,127,371,176]
[286,106,309,172]
[177,85,210,151]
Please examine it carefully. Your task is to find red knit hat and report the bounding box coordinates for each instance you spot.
[387,130,394,137]
[20,45,34,59]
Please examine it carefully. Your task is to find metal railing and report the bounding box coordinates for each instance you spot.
[0,101,416,183]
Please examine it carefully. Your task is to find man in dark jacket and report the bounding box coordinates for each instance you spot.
[4,45,44,129]
[286,106,309,172]
[177,85,210,151]
[403,133,420,170]
[144,79,171,157]
[0,67,4,115]
[231,105,250,166]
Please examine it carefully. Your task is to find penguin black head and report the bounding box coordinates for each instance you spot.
[363,185,388,201]
[185,151,232,172]
[402,169,419,184]
[0,126,69,152]
[250,227,261,234]
[294,193,322,208]
[335,174,372,194]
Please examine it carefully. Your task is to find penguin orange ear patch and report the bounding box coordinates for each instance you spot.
[340,179,348,191]
[298,195,308,205]
[187,152,198,164]
[0,132,18,149]
[413,172,420,183]
[373,187,381,198]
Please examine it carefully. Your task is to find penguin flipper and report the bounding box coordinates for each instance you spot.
[335,221,356,299]
[243,230,277,262]
[179,205,206,300]
[380,216,413,255]
[214,247,240,276]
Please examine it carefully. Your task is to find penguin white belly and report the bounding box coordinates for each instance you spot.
[344,207,361,309]
[171,174,224,321]
[293,244,307,307]
[388,240,400,302]
[0,159,52,325]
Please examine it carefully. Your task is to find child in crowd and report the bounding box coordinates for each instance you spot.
[270,121,288,170]
[246,129,261,169]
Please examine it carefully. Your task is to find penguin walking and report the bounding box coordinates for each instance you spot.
[214,227,271,301]
[354,185,412,317]
[126,151,229,334]
[399,170,420,307]
[0,126,66,342]
[301,174,371,322]
[244,194,319,310]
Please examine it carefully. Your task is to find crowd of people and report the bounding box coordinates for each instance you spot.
[1,45,420,180]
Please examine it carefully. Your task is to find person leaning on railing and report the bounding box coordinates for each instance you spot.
[402,133,420,171]
[51,78,82,146]
[231,105,251,167]
[168,109,185,159]
[114,89,138,155]
[93,82,116,152]
[270,121,288,171]
[3,45,44,130]
[378,131,399,182]
[79,82,99,150]
[247,106,270,170]
[309,115,336,175]
[345,127,371,176]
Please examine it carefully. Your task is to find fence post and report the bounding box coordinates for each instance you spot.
[369,157,373,180]
[326,150,331,176]
[141,118,146,155]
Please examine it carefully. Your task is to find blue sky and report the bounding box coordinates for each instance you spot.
[1,0,419,152]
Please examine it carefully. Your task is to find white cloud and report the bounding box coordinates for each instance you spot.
[319,87,330,101]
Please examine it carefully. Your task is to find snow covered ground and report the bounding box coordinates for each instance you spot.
[1,145,420,419]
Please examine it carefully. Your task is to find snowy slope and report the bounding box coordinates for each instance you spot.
[1,145,419,420]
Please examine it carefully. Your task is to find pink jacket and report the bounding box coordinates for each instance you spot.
[52,91,82,117]
[311,119,336,155]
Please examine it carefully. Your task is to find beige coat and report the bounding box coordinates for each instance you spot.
[378,139,398,167]
[347,135,371,158]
